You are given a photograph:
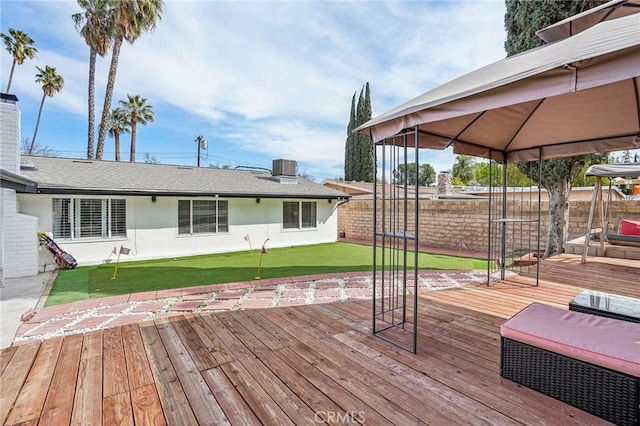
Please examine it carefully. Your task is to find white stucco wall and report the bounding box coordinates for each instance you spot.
[17,194,339,267]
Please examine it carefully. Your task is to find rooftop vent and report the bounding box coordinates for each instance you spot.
[20,161,37,171]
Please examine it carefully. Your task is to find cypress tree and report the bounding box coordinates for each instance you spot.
[354,87,366,180]
[344,82,374,182]
[359,82,374,182]
[344,93,356,181]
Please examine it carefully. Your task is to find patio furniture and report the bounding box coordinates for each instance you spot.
[569,290,640,323]
[500,303,640,426]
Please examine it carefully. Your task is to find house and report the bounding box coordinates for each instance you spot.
[18,156,349,268]
[2,95,349,274]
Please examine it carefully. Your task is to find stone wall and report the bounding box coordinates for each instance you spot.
[338,198,640,252]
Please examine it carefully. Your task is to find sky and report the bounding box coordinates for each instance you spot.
[1,0,509,182]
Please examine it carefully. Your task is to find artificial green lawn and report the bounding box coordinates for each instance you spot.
[46,242,488,307]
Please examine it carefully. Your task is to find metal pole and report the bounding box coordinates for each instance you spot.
[412,127,419,354]
[500,155,508,280]
[487,153,493,285]
[536,149,542,286]
[372,135,378,334]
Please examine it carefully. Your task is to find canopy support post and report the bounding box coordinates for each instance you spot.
[598,181,605,256]
[500,154,508,280]
[371,127,419,353]
[582,176,601,263]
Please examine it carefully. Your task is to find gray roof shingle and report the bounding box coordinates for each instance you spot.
[19,156,349,199]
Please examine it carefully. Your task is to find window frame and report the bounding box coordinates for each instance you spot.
[282,200,317,230]
[51,197,127,240]
[178,199,229,235]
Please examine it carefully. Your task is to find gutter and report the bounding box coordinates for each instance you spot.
[29,187,351,201]
[0,169,37,193]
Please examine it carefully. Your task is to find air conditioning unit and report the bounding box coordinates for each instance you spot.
[272,159,297,176]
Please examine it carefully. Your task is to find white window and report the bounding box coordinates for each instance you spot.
[178,199,228,234]
[283,201,317,229]
[52,198,126,240]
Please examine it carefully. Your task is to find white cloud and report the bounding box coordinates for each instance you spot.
[2,0,508,175]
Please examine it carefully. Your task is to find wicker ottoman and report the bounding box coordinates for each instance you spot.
[500,303,639,426]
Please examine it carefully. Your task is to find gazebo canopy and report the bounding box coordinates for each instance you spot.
[536,0,640,43]
[585,163,640,178]
[355,13,640,164]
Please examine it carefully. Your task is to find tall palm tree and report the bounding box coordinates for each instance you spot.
[452,155,476,184]
[1,28,38,93]
[107,107,130,161]
[30,66,64,154]
[119,94,154,162]
[72,0,112,160]
[95,0,163,160]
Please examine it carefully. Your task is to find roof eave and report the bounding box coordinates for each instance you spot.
[31,187,350,200]
[0,169,37,193]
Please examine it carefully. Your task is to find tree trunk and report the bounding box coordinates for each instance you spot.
[545,179,571,257]
[87,48,97,159]
[114,130,120,161]
[5,60,16,93]
[96,37,123,160]
[130,117,137,162]
[29,94,46,154]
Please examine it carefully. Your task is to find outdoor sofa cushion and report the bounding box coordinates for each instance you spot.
[619,218,640,236]
[500,302,640,377]
[606,233,640,248]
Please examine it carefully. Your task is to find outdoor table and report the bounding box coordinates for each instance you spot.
[569,290,640,323]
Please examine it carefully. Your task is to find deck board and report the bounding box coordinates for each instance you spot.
[155,319,227,426]
[71,330,103,426]
[4,337,62,425]
[140,322,197,425]
[1,253,634,425]
[0,343,40,424]
[39,334,83,426]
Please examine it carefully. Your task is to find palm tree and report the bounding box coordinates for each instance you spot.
[119,94,154,162]
[1,28,38,93]
[452,155,476,184]
[95,0,163,160]
[72,0,112,160]
[30,66,64,154]
[107,107,130,161]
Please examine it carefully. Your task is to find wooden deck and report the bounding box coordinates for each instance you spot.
[1,254,637,425]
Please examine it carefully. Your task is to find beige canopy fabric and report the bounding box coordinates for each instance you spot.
[355,13,640,164]
[536,0,640,43]
[585,163,640,177]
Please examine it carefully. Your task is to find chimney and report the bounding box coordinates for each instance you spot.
[272,159,298,184]
[0,94,20,174]
[437,171,453,195]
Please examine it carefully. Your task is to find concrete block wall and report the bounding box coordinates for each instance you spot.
[339,198,639,253]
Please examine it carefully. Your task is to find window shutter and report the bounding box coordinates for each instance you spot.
[52,198,71,239]
[110,199,126,237]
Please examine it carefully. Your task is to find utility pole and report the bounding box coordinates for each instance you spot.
[195,135,206,167]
